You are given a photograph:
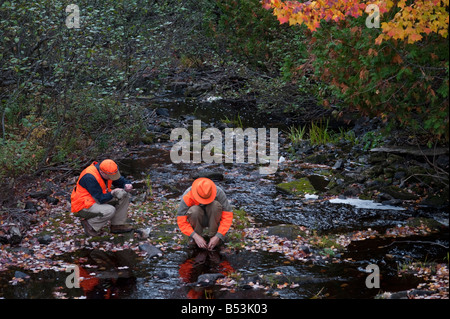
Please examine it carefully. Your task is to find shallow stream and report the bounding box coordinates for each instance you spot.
[0,99,448,299]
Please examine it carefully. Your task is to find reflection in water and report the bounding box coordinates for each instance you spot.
[179,249,234,299]
[77,249,137,299]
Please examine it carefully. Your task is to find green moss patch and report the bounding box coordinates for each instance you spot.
[276,178,317,195]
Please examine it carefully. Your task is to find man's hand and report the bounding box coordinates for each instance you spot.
[192,233,207,249]
[207,236,221,250]
[124,183,133,192]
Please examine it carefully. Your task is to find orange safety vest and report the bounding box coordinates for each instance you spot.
[71,162,112,213]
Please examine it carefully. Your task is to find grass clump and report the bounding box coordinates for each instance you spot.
[287,119,359,146]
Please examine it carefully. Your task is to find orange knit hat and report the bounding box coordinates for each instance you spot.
[191,178,217,205]
[99,159,121,181]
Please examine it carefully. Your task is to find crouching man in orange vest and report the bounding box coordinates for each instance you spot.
[177,178,233,250]
[71,159,133,236]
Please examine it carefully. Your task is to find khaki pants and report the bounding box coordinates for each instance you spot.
[187,200,222,237]
[78,190,130,231]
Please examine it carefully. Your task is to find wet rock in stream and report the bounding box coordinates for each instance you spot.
[190,273,225,287]
[139,242,163,258]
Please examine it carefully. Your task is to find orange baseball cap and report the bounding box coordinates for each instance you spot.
[191,178,217,205]
[99,159,121,181]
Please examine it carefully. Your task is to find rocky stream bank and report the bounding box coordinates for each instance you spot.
[1,68,449,299]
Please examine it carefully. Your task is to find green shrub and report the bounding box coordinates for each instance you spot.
[308,18,449,142]
[0,0,152,177]
[207,0,308,72]
[0,134,43,178]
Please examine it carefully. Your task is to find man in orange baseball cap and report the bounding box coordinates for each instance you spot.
[177,178,233,250]
[71,159,134,236]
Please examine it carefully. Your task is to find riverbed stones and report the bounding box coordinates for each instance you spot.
[191,170,224,181]
[376,289,435,299]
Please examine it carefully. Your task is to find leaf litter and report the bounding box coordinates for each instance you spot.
[1,185,448,299]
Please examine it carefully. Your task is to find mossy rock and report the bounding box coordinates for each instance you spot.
[368,153,386,164]
[386,154,404,164]
[304,153,331,164]
[159,121,172,128]
[140,133,155,144]
[359,191,375,200]
[406,165,428,176]
[406,217,443,230]
[420,192,449,208]
[276,178,317,195]
[381,185,418,200]
[383,167,395,178]
[366,165,384,177]
[158,133,170,141]
[325,174,345,195]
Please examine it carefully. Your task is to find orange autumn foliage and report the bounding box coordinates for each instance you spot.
[261,0,449,44]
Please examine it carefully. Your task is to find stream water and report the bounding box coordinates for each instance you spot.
[0,98,448,299]
[116,141,448,300]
